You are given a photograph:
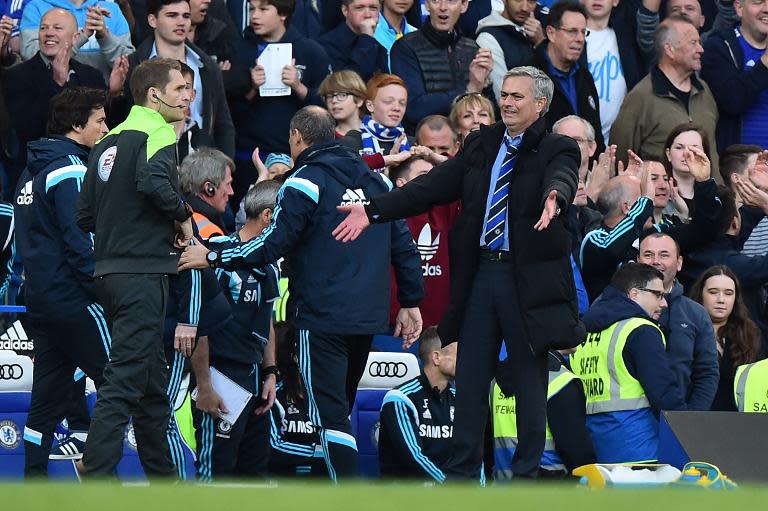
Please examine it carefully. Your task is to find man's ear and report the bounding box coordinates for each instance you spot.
[148,14,158,29]
[71,123,84,134]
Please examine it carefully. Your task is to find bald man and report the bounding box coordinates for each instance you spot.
[579,151,721,301]
[3,8,121,169]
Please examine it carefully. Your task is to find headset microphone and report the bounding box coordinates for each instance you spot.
[152,93,184,109]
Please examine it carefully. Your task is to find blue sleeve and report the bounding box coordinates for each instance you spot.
[579,196,653,271]
[390,38,466,125]
[18,0,40,30]
[623,325,687,412]
[49,165,96,299]
[390,218,424,309]
[174,268,202,326]
[687,307,719,411]
[379,395,446,482]
[218,174,319,271]
[102,3,131,36]
[571,255,589,315]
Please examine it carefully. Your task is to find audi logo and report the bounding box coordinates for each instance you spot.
[0,364,23,380]
[368,362,408,378]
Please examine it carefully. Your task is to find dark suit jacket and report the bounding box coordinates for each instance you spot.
[368,117,585,354]
[2,52,105,151]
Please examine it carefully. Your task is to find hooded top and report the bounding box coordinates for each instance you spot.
[14,135,95,318]
[214,141,423,334]
[583,285,686,412]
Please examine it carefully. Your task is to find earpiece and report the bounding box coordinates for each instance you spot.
[204,183,216,197]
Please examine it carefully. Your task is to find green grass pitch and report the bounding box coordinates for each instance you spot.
[5,481,768,511]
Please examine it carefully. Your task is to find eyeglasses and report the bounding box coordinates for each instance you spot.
[324,92,351,103]
[556,26,590,37]
[637,287,666,300]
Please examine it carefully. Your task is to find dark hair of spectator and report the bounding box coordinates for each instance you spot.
[147,0,190,16]
[662,123,712,178]
[244,179,281,219]
[418,326,442,366]
[719,144,763,186]
[610,262,664,294]
[289,106,336,146]
[130,58,182,105]
[178,61,194,80]
[47,87,107,136]
[547,1,588,28]
[714,184,738,235]
[688,265,761,368]
[365,73,407,102]
[389,155,429,184]
[257,0,296,25]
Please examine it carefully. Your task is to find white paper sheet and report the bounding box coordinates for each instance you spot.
[191,366,252,425]
[258,43,292,97]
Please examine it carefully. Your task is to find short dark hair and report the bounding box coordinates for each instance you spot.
[389,155,429,184]
[130,58,182,105]
[714,184,738,235]
[47,87,107,136]
[255,0,296,25]
[719,144,763,186]
[610,262,664,294]
[178,60,194,80]
[639,231,682,258]
[418,327,441,366]
[289,106,336,147]
[147,0,189,16]
[547,1,588,28]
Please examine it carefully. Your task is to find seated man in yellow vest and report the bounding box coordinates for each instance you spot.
[735,359,768,413]
[572,263,686,463]
[492,351,596,480]
[179,147,235,240]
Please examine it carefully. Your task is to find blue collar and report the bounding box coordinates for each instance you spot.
[543,50,579,79]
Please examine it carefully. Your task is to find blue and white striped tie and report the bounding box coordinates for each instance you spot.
[484,139,519,250]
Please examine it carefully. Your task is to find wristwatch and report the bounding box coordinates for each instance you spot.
[206,250,219,268]
[262,365,279,378]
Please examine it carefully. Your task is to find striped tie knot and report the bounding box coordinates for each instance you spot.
[483,136,521,250]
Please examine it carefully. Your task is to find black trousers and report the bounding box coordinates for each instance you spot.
[296,329,372,481]
[82,274,175,478]
[23,306,109,477]
[444,259,548,480]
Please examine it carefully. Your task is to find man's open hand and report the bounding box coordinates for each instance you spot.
[333,203,370,242]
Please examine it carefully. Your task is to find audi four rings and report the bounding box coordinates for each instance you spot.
[0,364,23,380]
[368,361,408,378]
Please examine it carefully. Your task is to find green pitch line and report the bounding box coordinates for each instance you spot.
[6,481,768,511]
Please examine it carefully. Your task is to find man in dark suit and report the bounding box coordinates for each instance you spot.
[334,65,584,480]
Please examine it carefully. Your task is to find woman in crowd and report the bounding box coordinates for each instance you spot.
[664,124,713,220]
[340,73,414,173]
[318,70,367,138]
[449,92,496,144]
[689,265,762,411]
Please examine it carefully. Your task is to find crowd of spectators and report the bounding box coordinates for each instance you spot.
[0,0,766,483]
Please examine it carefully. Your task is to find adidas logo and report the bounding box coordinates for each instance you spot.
[340,188,370,206]
[0,320,33,352]
[16,181,33,205]
[416,224,440,262]
[416,224,442,276]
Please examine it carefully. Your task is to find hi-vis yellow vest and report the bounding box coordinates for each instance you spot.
[274,277,290,322]
[734,358,768,413]
[492,366,577,476]
[571,317,665,414]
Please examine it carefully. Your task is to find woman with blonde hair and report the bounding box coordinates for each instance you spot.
[449,92,496,144]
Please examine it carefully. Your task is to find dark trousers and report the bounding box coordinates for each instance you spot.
[82,274,175,478]
[67,378,91,431]
[193,395,270,481]
[23,306,109,477]
[445,260,548,479]
[296,329,372,481]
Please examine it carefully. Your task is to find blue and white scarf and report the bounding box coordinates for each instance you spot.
[360,115,411,156]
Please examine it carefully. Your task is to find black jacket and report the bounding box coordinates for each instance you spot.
[76,106,191,276]
[123,35,236,157]
[531,44,605,155]
[368,118,584,353]
[2,53,105,157]
[317,22,388,82]
[701,26,768,152]
[193,15,240,65]
[211,141,423,334]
